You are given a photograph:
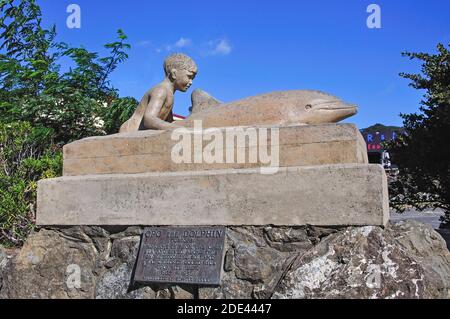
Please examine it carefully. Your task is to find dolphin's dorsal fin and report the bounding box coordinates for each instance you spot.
[189,89,221,114]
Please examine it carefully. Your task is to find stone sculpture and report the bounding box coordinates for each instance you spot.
[37,55,388,228]
[14,46,450,302]
[189,89,222,114]
[119,53,197,133]
[118,53,357,133]
[123,87,357,131]
[181,89,357,128]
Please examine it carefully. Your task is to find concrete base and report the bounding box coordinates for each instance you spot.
[37,164,389,226]
[63,123,368,176]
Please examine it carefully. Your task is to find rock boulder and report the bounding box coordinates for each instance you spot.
[0,221,448,299]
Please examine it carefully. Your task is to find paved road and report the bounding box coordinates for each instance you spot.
[390,208,450,250]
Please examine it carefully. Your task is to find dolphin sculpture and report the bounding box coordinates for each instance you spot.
[179,89,358,128]
[119,89,358,132]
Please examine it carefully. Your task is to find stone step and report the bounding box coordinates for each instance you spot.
[37,164,388,226]
[63,123,368,176]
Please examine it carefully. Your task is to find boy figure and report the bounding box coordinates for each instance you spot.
[119,53,197,132]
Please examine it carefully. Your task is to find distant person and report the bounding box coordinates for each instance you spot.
[382,151,392,169]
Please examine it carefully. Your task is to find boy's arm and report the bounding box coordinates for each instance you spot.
[143,88,180,130]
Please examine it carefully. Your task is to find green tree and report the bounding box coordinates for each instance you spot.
[388,43,450,227]
[0,0,135,143]
[0,0,136,246]
[0,121,62,246]
[102,96,138,134]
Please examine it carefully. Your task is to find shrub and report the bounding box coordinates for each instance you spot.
[0,122,62,246]
[388,44,450,228]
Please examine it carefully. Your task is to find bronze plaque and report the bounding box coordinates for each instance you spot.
[134,226,226,286]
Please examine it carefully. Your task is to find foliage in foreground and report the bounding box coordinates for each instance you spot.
[388,44,450,228]
[0,0,137,246]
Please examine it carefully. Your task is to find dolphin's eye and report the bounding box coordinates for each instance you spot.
[305,104,312,110]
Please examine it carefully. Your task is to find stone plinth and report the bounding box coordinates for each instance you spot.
[2,221,450,299]
[63,123,368,176]
[37,164,388,226]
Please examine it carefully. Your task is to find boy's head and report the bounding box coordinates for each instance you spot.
[164,53,198,92]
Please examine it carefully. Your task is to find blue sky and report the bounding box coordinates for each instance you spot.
[37,0,450,128]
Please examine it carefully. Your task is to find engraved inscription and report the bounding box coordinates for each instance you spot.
[134,227,226,286]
